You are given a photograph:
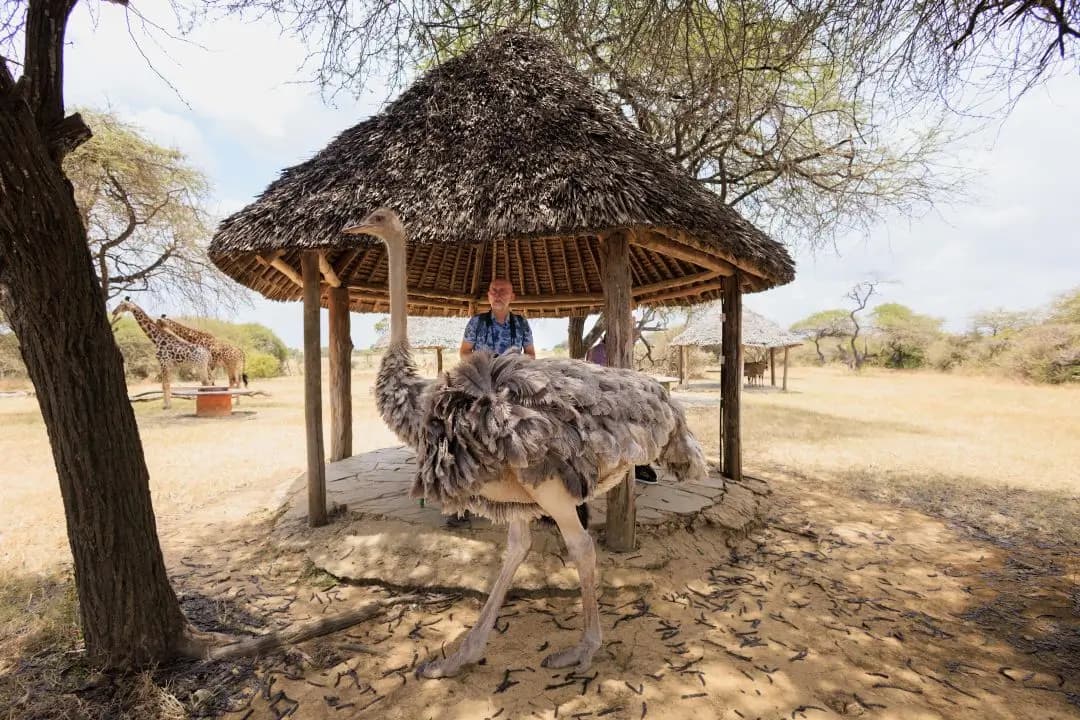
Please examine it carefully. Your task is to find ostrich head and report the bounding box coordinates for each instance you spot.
[343,208,405,243]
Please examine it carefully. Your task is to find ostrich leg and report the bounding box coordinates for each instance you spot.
[528,480,601,670]
[417,518,532,678]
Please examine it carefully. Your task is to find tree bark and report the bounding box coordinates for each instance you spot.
[328,286,352,462]
[601,230,636,552]
[302,253,327,526]
[0,62,187,667]
[721,274,742,481]
[568,316,587,359]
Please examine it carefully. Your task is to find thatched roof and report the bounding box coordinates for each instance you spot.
[209,31,794,318]
[671,302,803,349]
[372,317,467,350]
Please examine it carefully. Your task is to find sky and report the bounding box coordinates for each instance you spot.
[62,3,1080,350]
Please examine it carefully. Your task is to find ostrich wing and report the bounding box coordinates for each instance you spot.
[413,353,701,504]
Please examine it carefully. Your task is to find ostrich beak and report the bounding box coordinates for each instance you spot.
[342,222,374,235]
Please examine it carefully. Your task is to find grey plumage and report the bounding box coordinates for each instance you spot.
[376,345,707,521]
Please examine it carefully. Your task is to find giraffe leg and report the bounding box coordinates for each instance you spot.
[162,364,172,410]
[416,518,532,679]
[524,480,601,671]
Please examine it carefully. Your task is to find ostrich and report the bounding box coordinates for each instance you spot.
[345,208,708,678]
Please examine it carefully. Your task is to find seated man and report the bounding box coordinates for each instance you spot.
[460,278,536,359]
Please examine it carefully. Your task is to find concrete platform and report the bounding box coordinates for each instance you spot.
[275,445,769,596]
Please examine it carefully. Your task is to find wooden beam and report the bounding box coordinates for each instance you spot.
[679,345,688,388]
[319,252,342,288]
[770,347,776,387]
[273,256,304,288]
[658,227,778,285]
[630,231,736,275]
[602,229,637,552]
[783,346,789,392]
[329,286,352,462]
[302,253,327,526]
[637,279,724,305]
[633,270,720,298]
[721,273,742,481]
[436,347,444,374]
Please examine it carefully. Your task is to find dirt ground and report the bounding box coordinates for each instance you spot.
[0,363,1077,719]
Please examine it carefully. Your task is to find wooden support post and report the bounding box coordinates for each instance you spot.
[602,230,636,552]
[328,286,352,462]
[678,345,688,387]
[721,273,742,481]
[568,316,587,359]
[302,253,327,526]
[770,347,776,387]
[783,346,789,391]
[436,347,444,374]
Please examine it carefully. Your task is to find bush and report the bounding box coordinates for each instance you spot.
[244,351,282,379]
[925,336,971,371]
[998,324,1080,384]
[0,332,25,379]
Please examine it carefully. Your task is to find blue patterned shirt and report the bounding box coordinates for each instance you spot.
[463,312,533,355]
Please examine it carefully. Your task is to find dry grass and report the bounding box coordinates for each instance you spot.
[0,360,1078,718]
[682,365,1080,545]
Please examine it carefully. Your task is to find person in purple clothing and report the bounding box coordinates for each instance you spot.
[585,334,659,485]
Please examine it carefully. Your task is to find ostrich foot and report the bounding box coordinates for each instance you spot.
[541,640,600,670]
[415,651,478,679]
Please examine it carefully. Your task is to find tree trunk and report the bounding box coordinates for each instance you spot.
[568,316,586,359]
[721,273,742,481]
[328,286,352,462]
[0,84,187,668]
[601,230,636,552]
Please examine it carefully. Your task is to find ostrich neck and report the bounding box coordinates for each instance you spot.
[385,232,408,349]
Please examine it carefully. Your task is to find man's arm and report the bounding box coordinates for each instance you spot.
[521,317,536,358]
[460,340,475,360]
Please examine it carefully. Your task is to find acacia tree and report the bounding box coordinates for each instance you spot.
[845,280,881,370]
[791,309,854,364]
[871,302,942,368]
[64,108,246,313]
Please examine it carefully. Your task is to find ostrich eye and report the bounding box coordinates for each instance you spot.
[373,214,384,222]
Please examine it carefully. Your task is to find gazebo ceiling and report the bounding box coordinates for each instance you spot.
[209,31,795,318]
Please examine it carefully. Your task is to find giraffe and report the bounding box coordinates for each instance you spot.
[112,297,211,409]
[157,315,248,388]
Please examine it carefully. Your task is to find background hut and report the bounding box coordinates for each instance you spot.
[671,303,803,390]
[209,31,794,549]
[373,317,467,373]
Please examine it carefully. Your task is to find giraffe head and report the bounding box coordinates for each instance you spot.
[112,296,138,319]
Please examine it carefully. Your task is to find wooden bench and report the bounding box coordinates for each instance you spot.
[649,375,680,392]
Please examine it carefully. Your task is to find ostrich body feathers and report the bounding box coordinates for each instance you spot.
[376,346,707,522]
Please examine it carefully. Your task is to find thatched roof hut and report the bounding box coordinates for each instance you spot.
[208,31,793,318]
[372,317,467,350]
[671,303,803,349]
[671,303,800,390]
[208,30,795,541]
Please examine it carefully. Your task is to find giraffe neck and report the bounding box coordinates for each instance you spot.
[128,305,173,347]
[167,319,215,344]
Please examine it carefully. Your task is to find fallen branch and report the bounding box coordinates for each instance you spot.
[180,595,422,662]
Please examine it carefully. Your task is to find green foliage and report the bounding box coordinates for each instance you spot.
[998,324,1080,385]
[871,303,942,369]
[111,317,159,380]
[244,351,281,380]
[791,309,854,364]
[64,109,244,314]
[1048,287,1080,325]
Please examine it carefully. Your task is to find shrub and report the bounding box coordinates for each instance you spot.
[925,336,971,371]
[998,324,1080,384]
[244,350,282,380]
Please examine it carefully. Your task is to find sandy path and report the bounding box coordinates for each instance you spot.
[158,477,1078,720]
